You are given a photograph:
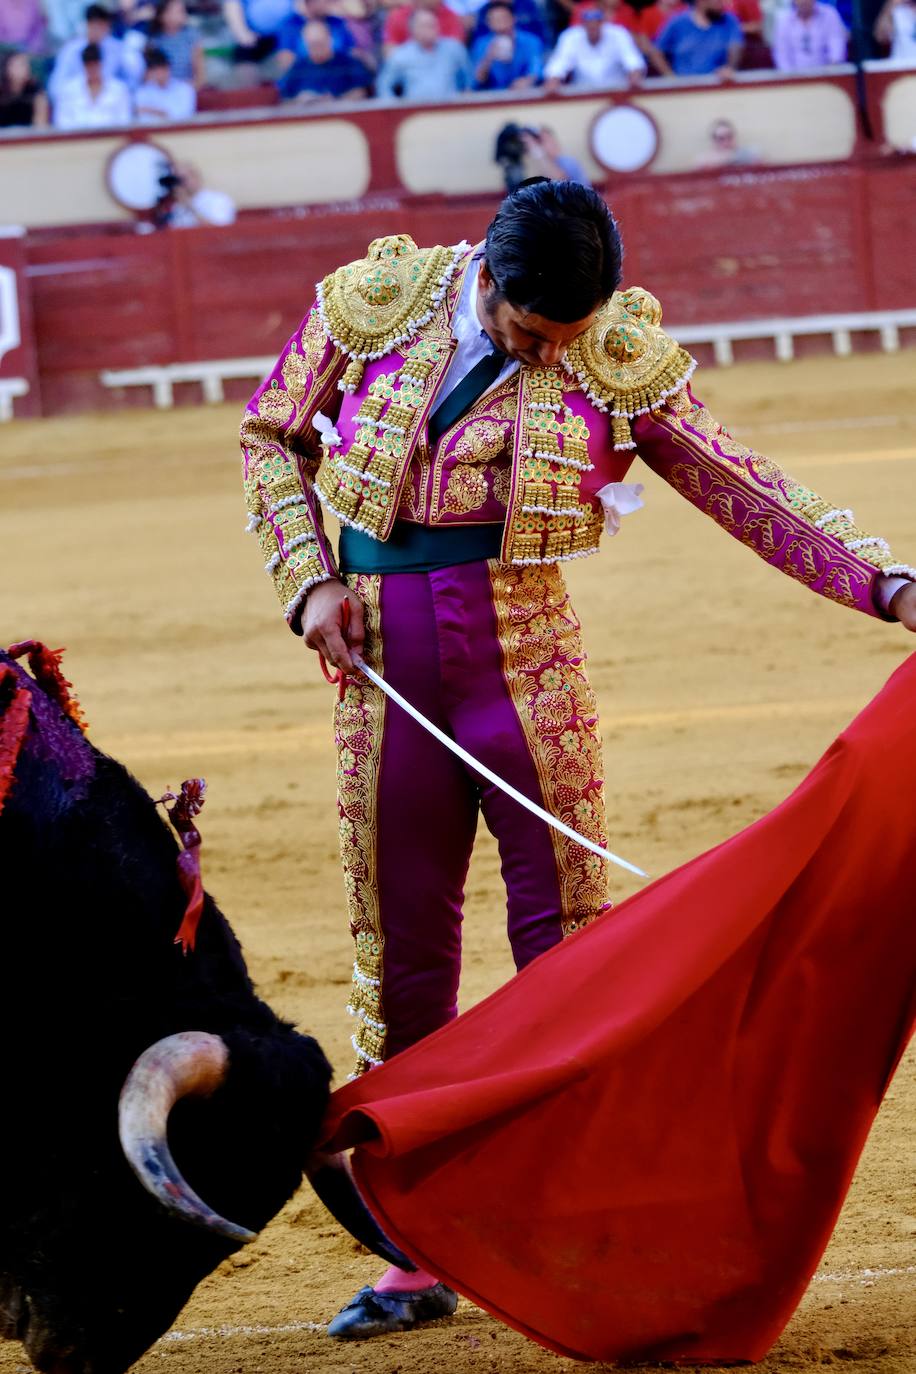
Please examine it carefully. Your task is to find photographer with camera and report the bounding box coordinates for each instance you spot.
[522,125,590,183]
[494,122,590,191]
[154,160,237,228]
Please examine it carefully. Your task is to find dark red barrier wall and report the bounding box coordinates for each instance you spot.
[22,155,916,415]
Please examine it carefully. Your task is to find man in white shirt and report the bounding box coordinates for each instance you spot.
[134,48,197,123]
[52,42,133,130]
[771,0,847,69]
[544,5,646,89]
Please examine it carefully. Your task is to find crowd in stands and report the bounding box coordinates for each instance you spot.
[1,0,915,129]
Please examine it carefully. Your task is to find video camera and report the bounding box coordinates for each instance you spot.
[494,122,540,193]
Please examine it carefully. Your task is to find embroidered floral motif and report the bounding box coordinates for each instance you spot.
[241,318,346,617]
[490,564,611,932]
[442,463,489,515]
[491,464,511,507]
[335,575,389,1075]
[451,419,510,465]
[665,396,912,582]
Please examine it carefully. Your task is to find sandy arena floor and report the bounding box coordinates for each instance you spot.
[1,351,914,1374]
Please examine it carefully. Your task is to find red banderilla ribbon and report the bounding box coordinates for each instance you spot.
[318,597,352,700]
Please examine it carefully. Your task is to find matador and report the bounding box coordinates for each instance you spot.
[241,180,916,1339]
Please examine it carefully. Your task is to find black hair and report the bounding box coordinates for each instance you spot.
[483,0,515,13]
[483,178,622,323]
[144,44,170,68]
[85,4,112,22]
[81,41,103,63]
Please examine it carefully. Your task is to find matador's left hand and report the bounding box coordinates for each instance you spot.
[889,581,916,631]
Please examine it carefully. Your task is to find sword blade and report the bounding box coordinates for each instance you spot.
[352,654,647,881]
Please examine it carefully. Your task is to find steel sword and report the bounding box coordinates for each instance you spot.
[351,652,648,880]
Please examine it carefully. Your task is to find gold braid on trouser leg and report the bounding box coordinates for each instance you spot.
[334,574,388,1076]
[489,561,612,933]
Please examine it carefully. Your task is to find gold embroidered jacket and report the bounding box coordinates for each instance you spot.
[241,235,914,627]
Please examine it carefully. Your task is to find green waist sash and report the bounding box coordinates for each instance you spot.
[338,521,503,574]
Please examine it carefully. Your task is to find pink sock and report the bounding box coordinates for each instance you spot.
[373,1264,439,1294]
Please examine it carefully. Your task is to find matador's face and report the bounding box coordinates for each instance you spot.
[476,264,599,369]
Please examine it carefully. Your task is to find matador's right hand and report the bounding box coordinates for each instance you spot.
[303,579,366,674]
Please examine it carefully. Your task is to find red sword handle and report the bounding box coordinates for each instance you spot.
[318,597,352,700]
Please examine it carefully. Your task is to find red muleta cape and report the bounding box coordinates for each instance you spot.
[322,652,916,1364]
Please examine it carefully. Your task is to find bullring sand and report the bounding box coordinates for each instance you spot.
[1,351,913,1374]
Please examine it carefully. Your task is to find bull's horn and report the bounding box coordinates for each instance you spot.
[305,1150,416,1271]
[118,1030,256,1244]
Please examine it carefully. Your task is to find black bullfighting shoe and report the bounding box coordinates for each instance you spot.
[326,1283,458,1339]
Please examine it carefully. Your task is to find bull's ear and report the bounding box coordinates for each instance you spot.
[118,1031,256,1244]
[305,1150,416,1271]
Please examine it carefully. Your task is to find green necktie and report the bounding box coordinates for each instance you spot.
[427,348,506,447]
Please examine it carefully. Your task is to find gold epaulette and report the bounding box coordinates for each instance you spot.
[566,287,695,449]
[317,234,470,394]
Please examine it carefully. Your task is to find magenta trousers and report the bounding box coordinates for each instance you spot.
[336,559,611,1074]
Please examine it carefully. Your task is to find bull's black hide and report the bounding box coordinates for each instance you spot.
[0,651,333,1374]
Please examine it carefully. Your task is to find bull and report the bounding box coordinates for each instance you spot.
[0,642,408,1374]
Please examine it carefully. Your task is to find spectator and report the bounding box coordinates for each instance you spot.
[377,8,473,96]
[522,124,590,181]
[277,17,370,95]
[468,0,548,42]
[544,6,646,88]
[134,45,196,119]
[874,0,916,61]
[771,0,846,67]
[159,161,237,226]
[222,0,298,65]
[0,0,48,56]
[48,6,140,102]
[383,0,466,51]
[651,0,744,76]
[126,0,205,85]
[471,1,544,88]
[275,0,360,75]
[693,115,759,165]
[0,51,49,127]
[52,41,133,128]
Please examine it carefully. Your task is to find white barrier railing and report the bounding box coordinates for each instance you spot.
[669,308,916,366]
[0,377,28,422]
[99,357,275,409]
[93,307,916,410]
